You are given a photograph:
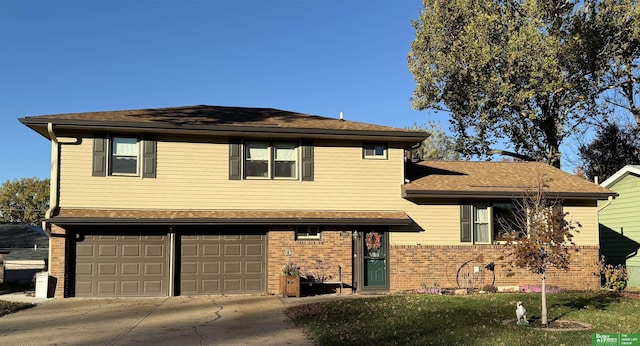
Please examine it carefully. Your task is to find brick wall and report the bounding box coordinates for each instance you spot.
[49,224,67,298]
[267,227,353,294]
[390,245,600,292]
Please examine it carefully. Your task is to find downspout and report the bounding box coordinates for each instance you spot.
[597,196,614,212]
[44,123,61,231]
[44,123,60,276]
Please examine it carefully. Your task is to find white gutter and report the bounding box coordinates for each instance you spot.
[597,195,614,212]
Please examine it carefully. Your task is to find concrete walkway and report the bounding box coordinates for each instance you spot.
[0,293,314,346]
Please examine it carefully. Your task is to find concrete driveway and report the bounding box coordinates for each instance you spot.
[0,294,314,346]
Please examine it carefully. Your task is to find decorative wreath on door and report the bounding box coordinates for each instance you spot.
[365,231,381,256]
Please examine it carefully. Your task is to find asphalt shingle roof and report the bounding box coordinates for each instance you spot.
[404,161,616,199]
[0,224,48,249]
[20,105,427,143]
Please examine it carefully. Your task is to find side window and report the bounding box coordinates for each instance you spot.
[111,137,139,175]
[296,226,321,240]
[363,143,388,159]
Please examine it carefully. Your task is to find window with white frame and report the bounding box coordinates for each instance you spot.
[110,137,139,175]
[296,226,321,240]
[244,141,298,179]
[363,143,388,159]
[462,201,528,244]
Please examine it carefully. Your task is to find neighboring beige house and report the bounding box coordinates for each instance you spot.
[19,105,615,298]
[599,165,640,288]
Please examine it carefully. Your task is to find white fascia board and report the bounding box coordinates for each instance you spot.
[600,165,640,188]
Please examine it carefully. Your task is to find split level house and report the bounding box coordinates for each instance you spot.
[19,105,616,298]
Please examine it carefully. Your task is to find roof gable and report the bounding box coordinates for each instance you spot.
[600,165,640,188]
[404,161,616,200]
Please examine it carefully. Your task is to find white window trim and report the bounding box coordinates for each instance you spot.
[109,136,140,177]
[244,141,299,180]
[296,226,321,240]
[363,143,388,160]
[472,204,493,244]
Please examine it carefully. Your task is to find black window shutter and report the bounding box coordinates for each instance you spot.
[229,139,242,180]
[301,140,314,181]
[142,137,157,178]
[460,202,472,242]
[92,136,107,177]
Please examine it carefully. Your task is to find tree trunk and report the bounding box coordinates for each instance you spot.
[541,273,548,325]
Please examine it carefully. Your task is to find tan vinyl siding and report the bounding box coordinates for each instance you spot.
[59,137,406,210]
[564,205,599,245]
[57,136,602,247]
[390,203,460,245]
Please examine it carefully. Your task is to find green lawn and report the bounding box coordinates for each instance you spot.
[286,292,640,346]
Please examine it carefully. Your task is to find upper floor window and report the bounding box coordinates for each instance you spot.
[245,141,298,179]
[229,139,313,181]
[111,137,139,175]
[92,135,156,178]
[363,143,388,159]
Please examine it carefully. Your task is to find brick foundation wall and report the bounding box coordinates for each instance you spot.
[267,228,353,294]
[49,224,67,298]
[390,245,600,292]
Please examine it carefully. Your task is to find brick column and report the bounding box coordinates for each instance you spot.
[49,224,67,298]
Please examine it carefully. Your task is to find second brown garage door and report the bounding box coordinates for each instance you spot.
[179,234,266,295]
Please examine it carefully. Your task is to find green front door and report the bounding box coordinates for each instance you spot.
[362,231,387,288]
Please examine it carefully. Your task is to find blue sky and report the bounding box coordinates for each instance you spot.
[1,1,589,184]
[0,0,446,183]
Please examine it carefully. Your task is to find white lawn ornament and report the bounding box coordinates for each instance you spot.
[516,301,528,325]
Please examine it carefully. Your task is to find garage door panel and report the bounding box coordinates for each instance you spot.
[202,262,219,274]
[145,244,163,256]
[224,244,241,256]
[182,244,198,256]
[122,245,140,256]
[202,280,219,292]
[75,232,168,297]
[98,263,117,275]
[202,244,220,256]
[245,279,262,292]
[76,263,93,275]
[98,281,116,294]
[245,244,262,256]
[224,262,241,274]
[76,244,93,256]
[223,279,241,292]
[245,261,263,274]
[180,233,265,295]
[121,263,140,275]
[182,262,197,274]
[99,244,117,256]
[145,263,163,275]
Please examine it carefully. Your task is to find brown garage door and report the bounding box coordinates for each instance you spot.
[75,234,168,297]
[180,234,266,295]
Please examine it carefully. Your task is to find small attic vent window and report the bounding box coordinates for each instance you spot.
[363,144,388,159]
